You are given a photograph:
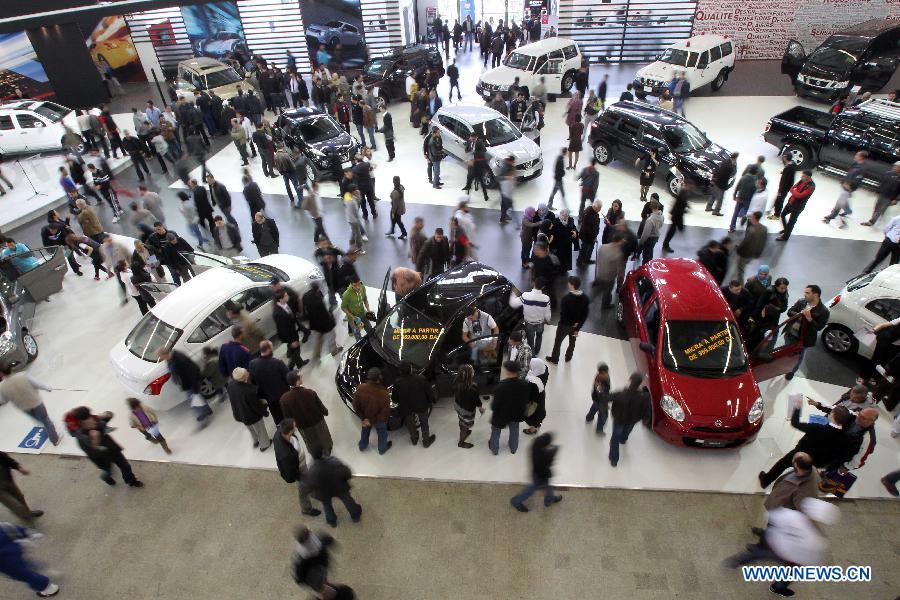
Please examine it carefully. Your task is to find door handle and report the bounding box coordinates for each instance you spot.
[53,265,65,271]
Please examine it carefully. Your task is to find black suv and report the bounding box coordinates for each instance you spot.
[588,101,734,195]
[764,99,900,187]
[275,107,360,180]
[782,19,900,103]
[362,43,444,105]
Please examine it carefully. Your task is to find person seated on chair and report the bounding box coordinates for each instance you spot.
[462,307,498,364]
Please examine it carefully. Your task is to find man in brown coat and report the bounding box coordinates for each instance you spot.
[280,370,333,457]
[752,451,819,537]
[352,367,392,454]
[75,199,105,243]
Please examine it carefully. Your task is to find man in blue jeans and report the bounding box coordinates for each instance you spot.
[609,373,649,467]
[784,284,830,381]
[352,368,392,454]
[511,432,562,512]
[0,522,60,597]
[488,361,536,455]
[304,448,363,528]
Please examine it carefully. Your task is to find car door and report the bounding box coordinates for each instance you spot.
[866,127,900,180]
[781,40,806,79]
[695,50,711,88]
[861,297,900,330]
[6,247,67,302]
[376,267,391,320]
[16,113,56,151]
[437,114,467,159]
[749,316,807,381]
[854,31,900,91]
[0,114,25,153]
[818,114,868,170]
[612,115,643,165]
[537,58,564,94]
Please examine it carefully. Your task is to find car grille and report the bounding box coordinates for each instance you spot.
[683,437,745,448]
[691,426,743,434]
[517,158,539,170]
[798,74,841,89]
[480,82,502,92]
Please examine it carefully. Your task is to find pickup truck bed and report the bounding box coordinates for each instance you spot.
[771,106,834,132]
[763,106,835,168]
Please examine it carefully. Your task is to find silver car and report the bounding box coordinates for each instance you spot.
[431,105,543,188]
[305,21,363,48]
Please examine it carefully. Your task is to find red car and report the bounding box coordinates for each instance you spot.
[616,258,806,448]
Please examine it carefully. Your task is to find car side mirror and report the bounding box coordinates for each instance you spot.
[639,342,655,354]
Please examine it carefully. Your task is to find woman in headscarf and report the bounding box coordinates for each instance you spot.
[548,208,578,272]
[523,357,548,435]
[601,199,625,245]
[453,364,484,449]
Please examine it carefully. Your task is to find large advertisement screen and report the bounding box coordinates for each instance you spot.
[302,0,368,72]
[0,32,54,101]
[181,1,249,62]
[82,15,146,82]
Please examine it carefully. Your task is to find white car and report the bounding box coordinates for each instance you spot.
[109,254,323,410]
[0,100,83,157]
[633,35,736,98]
[431,105,543,188]
[476,37,583,100]
[822,266,900,358]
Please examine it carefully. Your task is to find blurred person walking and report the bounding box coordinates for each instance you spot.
[510,432,562,512]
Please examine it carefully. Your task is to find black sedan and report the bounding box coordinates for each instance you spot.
[275,107,360,181]
[335,262,523,428]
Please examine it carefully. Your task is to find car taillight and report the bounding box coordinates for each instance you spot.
[143,373,170,396]
[829,294,841,308]
[764,121,771,133]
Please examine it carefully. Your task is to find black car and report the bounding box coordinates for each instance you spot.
[335,262,523,429]
[275,107,360,180]
[362,43,444,105]
[782,19,900,103]
[588,101,734,196]
[763,98,900,188]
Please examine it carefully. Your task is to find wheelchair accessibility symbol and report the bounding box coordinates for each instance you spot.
[18,427,48,450]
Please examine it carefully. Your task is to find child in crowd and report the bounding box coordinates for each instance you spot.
[127,397,171,454]
[823,180,854,229]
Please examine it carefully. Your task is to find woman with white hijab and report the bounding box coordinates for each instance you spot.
[523,357,548,435]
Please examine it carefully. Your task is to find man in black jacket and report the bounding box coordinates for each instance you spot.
[862,161,900,226]
[252,123,277,178]
[189,178,216,233]
[769,154,797,220]
[227,367,271,451]
[72,406,144,488]
[274,418,321,516]
[392,361,436,447]
[242,174,266,216]
[489,361,538,455]
[510,432,562,511]
[415,228,451,278]
[608,373,649,467]
[785,284,830,381]
[447,59,461,100]
[159,231,194,286]
[206,173,237,227]
[249,340,289,426]
[273,289,308,370]
[0,451,44,522]
[462,134,490,201]
[302,448,362,527]
[758,399,855,488]
[158,348,213,423]
[706,152,737,216]
[377,105,395,161]
[547,147,566,208]
[304,282,342,360]
[122,130,150,181]
[546,276,591,364]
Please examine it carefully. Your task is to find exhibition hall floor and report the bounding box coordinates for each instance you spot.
[1,48,897,502]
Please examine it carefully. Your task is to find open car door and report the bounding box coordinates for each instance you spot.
[749,315,808,382]
[138,282,179,305]
[781,40,806,80]
[3,247,67,302]
[376,267,391,322]
[180,251,235,276]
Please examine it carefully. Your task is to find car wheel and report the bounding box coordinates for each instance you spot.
[711,70,727,91]
[22,330,38,362]
[198,376,218,399]
[329,36,340,48]
[822,325,857,355]
[481,169,497,189]
[375,94,386,110]
[615,300,624,325]
[561,71,576,93]
[667,174,682,196]
[592,141,612,165]
[783,143,812,169]
[61,134,85,153]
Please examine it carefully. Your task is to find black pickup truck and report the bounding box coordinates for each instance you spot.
[763,99,900,188]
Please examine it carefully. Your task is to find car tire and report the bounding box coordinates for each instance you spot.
[822,324,857,355]
[561,71,576,94]
[62,134,86,154]
[329,36,340,48]
[667,173,682,196]
[22,330,38,363]
[198,376,218,399]
[711,70,727,91]
[783,143,813,169]
[592,141,612,165]
[481,169,497,189]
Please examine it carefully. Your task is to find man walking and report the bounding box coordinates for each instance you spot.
[0,452,43,523]
[546,275,591,364]
[427,127,445,189]
[509,280,551,354]
[735,211,768,282]
[158,348,213,424]
[274,418,321,516]
[447,59,461,101]
[248,340,289,426]
[0,368,60,446]
[392,361,436,447]
[71,406,144,487]
[489,361,537,455]
[576,200,602,266]
[303,282,342,361]
[576,159,599,217]
[784,284,830,381]
[510,432,562,512]
[303,449,362,528]
[608,373,649,467]
[548,147,566,208]
[751,451,818,537]
[862,161,900,226]
[863,213,900,273]
[777,171,816,241]
[769,154,797,220]
[281,370,333,457]
[706,152,737,216]
[352,367,392,454]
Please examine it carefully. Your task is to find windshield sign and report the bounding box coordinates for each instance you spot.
[662,320,747,377]
[372,302,443,368]
[473,117,520,147]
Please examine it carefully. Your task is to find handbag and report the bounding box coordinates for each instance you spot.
[818,469,857,498]
[524,401,538,417]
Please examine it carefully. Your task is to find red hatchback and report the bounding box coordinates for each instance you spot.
[616,258,805,448]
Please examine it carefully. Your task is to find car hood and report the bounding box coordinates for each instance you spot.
[636,62,677,82]
[800,62,852,81]
[306,130,358,155]
[479,66,519,88]
[487,135,541,163]
[677,143,731,173]
[660,366,759,420]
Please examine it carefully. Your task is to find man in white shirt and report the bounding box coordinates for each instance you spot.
[462,307,498,363]
[509,280,551,353]
[863,213,900,273]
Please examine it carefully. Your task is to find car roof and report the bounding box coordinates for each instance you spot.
[509,37,578,56]
[0,100,40,112]
[670,34,730,51]
[280,106,326,121]
[834,19,900,39]
[869,265,900,292]
[607,100,685,126]
[149,268,253,324]
[437,104,503,125]
[643,258,732,321]
[178,57,231,72]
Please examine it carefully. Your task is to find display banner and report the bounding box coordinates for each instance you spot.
[460,0,476,24]
[693,0,900,60]
[81,15,146,83]
[0,32,54,101]
[302,0,369,73]
[181,1,250,62]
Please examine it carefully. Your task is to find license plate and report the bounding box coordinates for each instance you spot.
[342,161,352,169]
[644,85,653,93]
[697,438,727,447]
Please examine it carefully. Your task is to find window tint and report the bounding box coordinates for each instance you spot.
[538,59,562,74]
[686,52,698,68]
[615,116,640,137]
[15,114,44,128]
[562,44,578,60]
[188,300,235,344]
[697,51,709,69]
[644,301,660,346]
[720,42,733,57]
[438,114,462,137]
[549,49,563,60]
[0,116,13,130]
[710,46,722,62]
[636,277,655,307]
[866,298,900,321]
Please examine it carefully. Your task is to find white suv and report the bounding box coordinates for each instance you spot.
[822,266,900,358]
[633,35,736,99]
[476,37,583,100]
[0,100,83,157]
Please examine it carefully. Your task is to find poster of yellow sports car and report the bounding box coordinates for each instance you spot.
[82,15,145,82]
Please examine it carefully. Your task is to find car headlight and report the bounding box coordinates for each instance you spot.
[660,394,685,422]
[747,396,764,424]
[0,331,15,357]
[308,146,325,157]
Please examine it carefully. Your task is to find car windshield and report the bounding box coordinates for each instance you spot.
[33,102,68,122]
[295,116,342,143]
[663,123,709,153]
[808,37,867,69]
[473,117,521,147]
[658,48,690,66]
[365,58,394,76]
[371,301,443,369]
[202,68,242,89]
[125,312,182,363]
[661,320,747,377]
[325,21,343,28]
[504,52,533,70]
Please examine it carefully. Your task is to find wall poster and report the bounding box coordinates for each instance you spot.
[302,0,369,72]
[81,15,146,82]
[181,1,250,62]
[0,32,54,101]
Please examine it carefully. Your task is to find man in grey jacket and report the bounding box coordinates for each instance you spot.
[735,211,768,282]
[594,236,625,309]
[638,201,664,265]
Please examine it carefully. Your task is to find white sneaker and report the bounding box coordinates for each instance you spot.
[112,216,120,223]
[361,235,369,242]
[37,583,59,597]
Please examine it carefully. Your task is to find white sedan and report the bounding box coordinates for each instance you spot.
[109,254,323,410]
[822,265,900,358]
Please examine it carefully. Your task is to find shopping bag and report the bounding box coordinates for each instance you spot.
[818,469,857,498]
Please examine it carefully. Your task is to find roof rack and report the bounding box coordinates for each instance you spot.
[858,99,900,121]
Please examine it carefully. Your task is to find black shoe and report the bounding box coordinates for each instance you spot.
[423,435,436,448]
[380,441,393,454]
[711,212,724,216]
[302,508,322,517]
[398,235,407,241]
[101,474,116,486]
[564,354,573,363]
[30,510,44,518]
[410,435,419,446]
[128,481,144,488]
[544,495,562,507]
[511,500,528,512]
[662,246,674,253]
[545,355,558,365]
[785,372,794,380]
[610,460,617,467]
[301,330,311,344]
[758,471,768,488]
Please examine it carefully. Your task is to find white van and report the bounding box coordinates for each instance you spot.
[476,37,583,100]
[0,100,83,157]
[633,35,736,98]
